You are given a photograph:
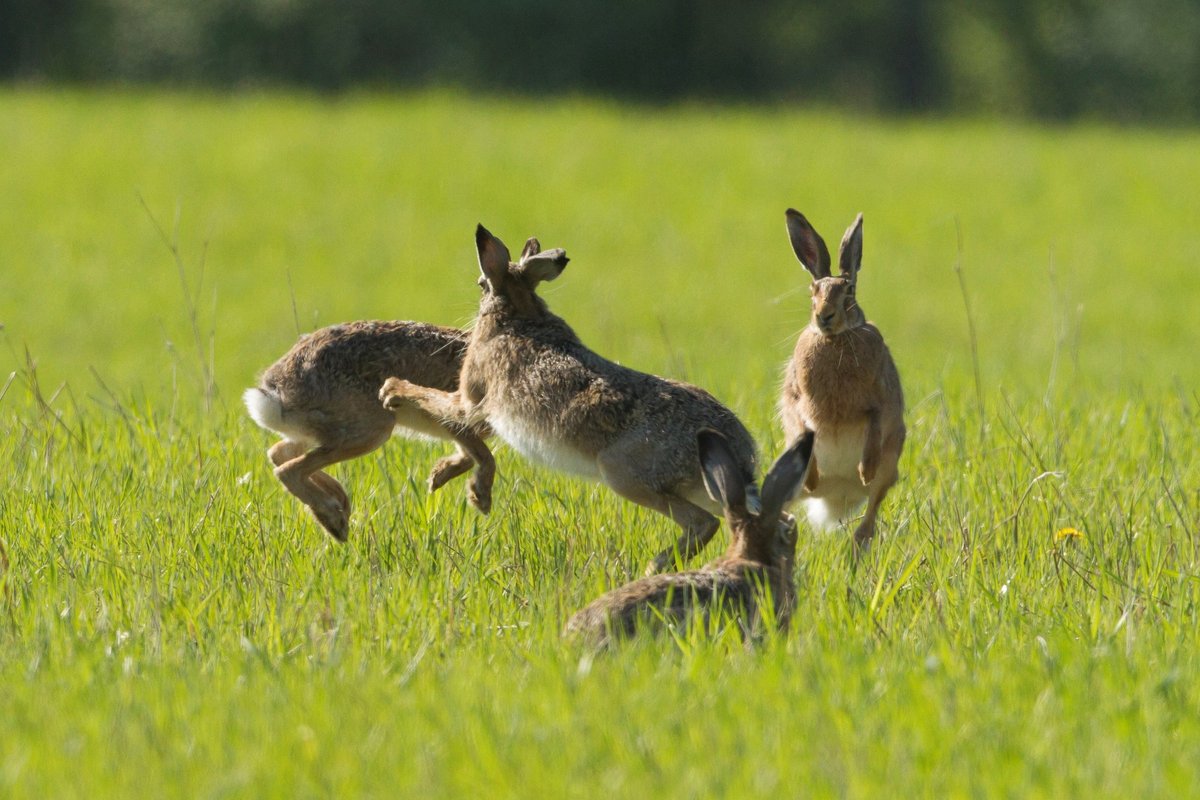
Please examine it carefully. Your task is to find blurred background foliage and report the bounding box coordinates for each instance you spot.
[4,0,1200,122]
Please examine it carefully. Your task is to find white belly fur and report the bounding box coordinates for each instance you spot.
[804,422,869,529]
[489,410,600,479]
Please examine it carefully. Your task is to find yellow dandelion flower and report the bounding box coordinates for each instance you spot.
[1055,527,1084,542]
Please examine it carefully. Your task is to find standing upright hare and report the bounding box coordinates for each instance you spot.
[564,429,814,648]
[381,224,759,574]
[244,321,494,541]
[779,210,905,551]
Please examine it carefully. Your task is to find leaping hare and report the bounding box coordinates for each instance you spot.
[564,429,814,647]
[779,210,906,551]
[381,224,759,574]
[245,321,494,541]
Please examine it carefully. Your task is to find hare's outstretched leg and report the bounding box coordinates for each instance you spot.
[272,430,390,541]
[852,429,903,552]
[380,379,473,424]
[380,378,495,513]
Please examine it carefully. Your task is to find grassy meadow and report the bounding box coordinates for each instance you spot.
[1,89,1199,797]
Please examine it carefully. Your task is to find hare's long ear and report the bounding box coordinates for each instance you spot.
[520,237,541,260]
[698,429,748,513]
[838,213,863,283]
[476,224,512,285]
[760,430,814,522]
[786,209,831,280]
[516,248,569,285]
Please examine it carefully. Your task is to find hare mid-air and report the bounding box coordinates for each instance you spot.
[563,429,814,648]
[779,210,905,551]
[244,321,494,541]
[380,224,759,574]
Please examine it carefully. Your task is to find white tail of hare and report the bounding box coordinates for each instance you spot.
[779,210,906,551]
[381,224,760,574]
[244,321,494,541]
[563,429,814,647]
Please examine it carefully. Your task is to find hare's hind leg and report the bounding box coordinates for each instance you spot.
[272,431,390,542]
[597,455,719,575]
[268,440,348,510]
[646,500,720,575]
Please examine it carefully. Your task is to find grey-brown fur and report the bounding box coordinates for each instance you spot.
[564,430,814,648]
[381,224,759,574]
[779,210,906,552]
[244,320,494,541]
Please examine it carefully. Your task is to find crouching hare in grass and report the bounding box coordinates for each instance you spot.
[244,321,494,541]
[564,429,814,648]
[380,224,759,574]
[779,210,906,552]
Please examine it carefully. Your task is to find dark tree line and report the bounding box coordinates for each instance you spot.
[4,0,1199,122]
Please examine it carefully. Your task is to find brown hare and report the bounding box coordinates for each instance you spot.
[245,321,494,541]
[380,224,759,574]
[779,210,905,552]
[563,429,814,648]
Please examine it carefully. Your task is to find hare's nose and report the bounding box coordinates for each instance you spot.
[819,312,836,327]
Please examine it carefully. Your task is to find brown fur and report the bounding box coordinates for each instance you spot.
[381,225,759,574]
[778,211,906,552]
[245,320,494,541]
[563,431,814,648]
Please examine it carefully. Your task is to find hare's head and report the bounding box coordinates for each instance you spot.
[474,224,569,318]
[785,210,866,337]
[698,429,814,572]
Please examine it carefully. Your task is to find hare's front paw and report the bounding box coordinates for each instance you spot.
[380,377,417,409]
[467,475,492,515]
[428,454,473,492]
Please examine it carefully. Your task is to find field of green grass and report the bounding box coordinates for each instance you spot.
[1,89,1198,797]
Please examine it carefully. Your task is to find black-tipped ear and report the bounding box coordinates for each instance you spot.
[786,209,831,280]
[516,248,568,285]
[760,430,814,521]
[698,429,747,512]
[476,224,512,285]
[521,237,541,260]
[838,213,863,282]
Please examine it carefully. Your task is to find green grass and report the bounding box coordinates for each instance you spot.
[1,88,1198,797]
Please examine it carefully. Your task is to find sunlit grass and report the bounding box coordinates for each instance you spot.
[0,88,1198,797]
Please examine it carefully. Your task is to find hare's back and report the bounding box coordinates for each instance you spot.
[262,321,467,402]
